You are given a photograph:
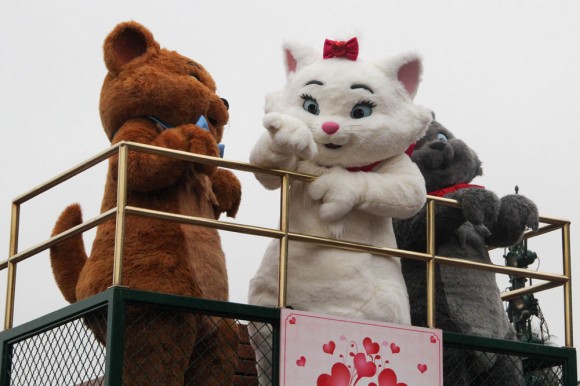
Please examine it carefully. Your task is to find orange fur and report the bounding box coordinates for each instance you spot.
[49,21,241,386]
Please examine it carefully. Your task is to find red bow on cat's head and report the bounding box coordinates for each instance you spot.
[323,38,359,61]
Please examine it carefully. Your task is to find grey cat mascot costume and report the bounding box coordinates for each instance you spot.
[394,119,538,385]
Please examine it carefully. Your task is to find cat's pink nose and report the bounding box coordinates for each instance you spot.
[322,121,340,135]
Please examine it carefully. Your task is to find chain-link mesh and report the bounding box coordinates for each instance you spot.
[444,346,565,386]
[4,305,274,386]
[7,310,106,386]
[4,303,568,386]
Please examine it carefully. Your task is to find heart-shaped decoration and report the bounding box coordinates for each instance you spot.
[296,356,306,367]
[417,364,427,374]
[289,317,296,325]
[430,335,437,343]
[390,343,400,354]
[377,368,407,386]
[363,337,380,355]
[340,335,347,341]
[317,363,351,386]
[323,341,336,355]
[353,353,377,378]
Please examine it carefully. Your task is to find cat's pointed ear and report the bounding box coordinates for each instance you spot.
[376,53,424,99]
[282,42,319,75]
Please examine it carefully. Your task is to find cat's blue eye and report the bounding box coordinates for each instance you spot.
[350,103,373,119]
[302,97,320,115]
[437,133,448,142]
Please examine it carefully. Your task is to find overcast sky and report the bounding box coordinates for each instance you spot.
[1,0,579,356]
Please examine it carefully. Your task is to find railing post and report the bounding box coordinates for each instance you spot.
[277,174,291,308]
[112,144,129,287]
[104,287,126,385]
[426,198,436,328]
[4,203,20,330]
[562,222,573,347]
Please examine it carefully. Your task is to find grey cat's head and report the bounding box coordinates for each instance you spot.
[411,120,482,192]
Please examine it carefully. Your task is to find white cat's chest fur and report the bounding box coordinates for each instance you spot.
[248,155,423,324]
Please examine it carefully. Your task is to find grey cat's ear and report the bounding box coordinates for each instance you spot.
[283,41,319,75]
[375,53,424,99]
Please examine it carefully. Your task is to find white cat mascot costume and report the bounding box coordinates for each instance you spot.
[248,38,432,384]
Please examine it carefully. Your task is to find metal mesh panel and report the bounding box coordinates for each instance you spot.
[113,306,273,386]
[4,291,570,385]
[7,310,106,386]
[444,346,565,386]
[244,321,274,386]
[3,306,278,386]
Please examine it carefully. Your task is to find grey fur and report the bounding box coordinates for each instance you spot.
[394,120,538,385]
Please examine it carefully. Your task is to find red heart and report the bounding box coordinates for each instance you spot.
[317,363,351,386]
[354,353,377,378]
[377,368,407,386]
[390,343,400,354]
[430,335,437,343]
[296,356,306,367]
[323,341,336,355]
[417,364,427,373]
[363,337,380,355]
[289,317,296,324]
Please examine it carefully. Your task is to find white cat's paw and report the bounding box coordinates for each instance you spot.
[263,112,317,159]
[309,172,357,221]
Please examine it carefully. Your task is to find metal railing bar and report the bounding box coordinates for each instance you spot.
[524,223,567,240]
[538,215,571,226]
[426,194,461,208]
[123,141,315,182]
[434,255,568,282]
[112,145,129,287]
[124,206,286,239]
[12,144,120,205]
[286,232,432,262]
[501,281,564,301]
[0,209,116,270]
[562,223,574,347]
[277,174,291,308]
[0,220,123,321]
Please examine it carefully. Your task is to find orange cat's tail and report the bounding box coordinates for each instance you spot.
[49,203,88,304]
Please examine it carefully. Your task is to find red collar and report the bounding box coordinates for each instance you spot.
[346,160,383,172]
[428,183,484,197]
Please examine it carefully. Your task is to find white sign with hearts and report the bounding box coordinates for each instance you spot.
[279,309,442,385]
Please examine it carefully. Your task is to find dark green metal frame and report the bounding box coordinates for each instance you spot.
[0,287,280,386]
[444,331,577,385]
[0,287,576,385]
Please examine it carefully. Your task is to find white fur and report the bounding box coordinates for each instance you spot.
[248,40,432,385]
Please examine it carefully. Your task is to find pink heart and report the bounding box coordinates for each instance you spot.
[323,341,336,355]
[430,335,437,343]
[417,364,428,374]
[363,337,380,355]
[289,317,296,325]
[377,368,407,386]
[390,343,400,354]
[340,335,347,341]
[354,353,377,379]
[296,356,306,367]
[317,363,350,386]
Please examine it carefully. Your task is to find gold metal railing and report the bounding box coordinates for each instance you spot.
[0,141,573,348]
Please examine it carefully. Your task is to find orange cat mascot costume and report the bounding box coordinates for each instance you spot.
[49,21,241,386]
